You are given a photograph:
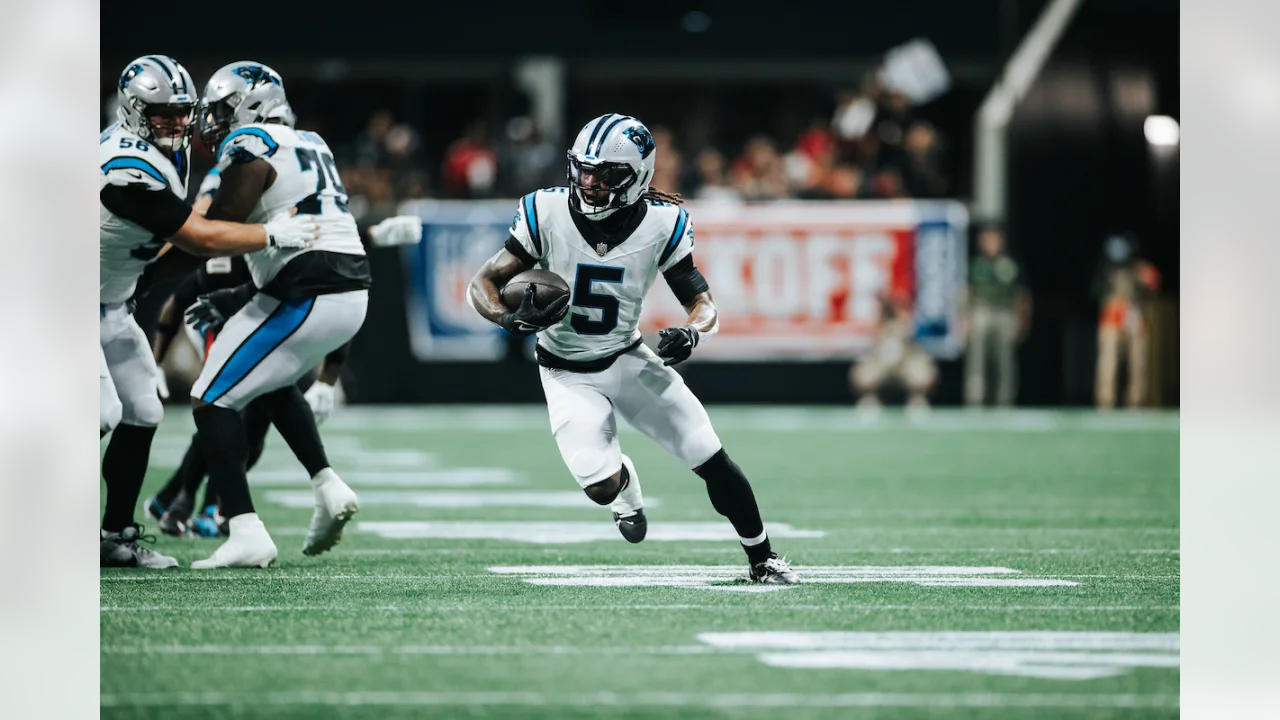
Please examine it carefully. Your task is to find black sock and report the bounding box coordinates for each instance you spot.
[694,448,772,564]
[242,398,272,472]
[101,423,157,532]
[193,404,254,518]
[264,386,330,477]
[155,432,205,508]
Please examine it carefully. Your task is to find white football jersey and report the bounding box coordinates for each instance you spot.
[509,187,695,362]
[99,122,189,304]
[214,123,364,288]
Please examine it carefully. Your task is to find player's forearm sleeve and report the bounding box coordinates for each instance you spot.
[504,235,537,269]
[99,184,191,239]
[661,253,710,306]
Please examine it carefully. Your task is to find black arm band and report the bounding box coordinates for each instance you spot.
[504,235,537,269]
[100,184,191,238]
[662,254,710,306]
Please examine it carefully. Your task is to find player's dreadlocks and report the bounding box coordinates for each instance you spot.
[643,187,684,205]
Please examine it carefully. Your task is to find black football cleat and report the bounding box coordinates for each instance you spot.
[749,553,800,584]
[158,489,194,537]
[612,508,648,543]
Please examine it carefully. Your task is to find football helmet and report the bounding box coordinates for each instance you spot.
[198,62,288,150]
[116,55,197,153]
[567,114,656,221]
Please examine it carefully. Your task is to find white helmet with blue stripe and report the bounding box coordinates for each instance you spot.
[198,61,288,149]
[567,114,656,221]
[116,55,197,153]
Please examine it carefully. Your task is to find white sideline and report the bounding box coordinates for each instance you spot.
[99,691,1179,709]
[101,604,1180,613]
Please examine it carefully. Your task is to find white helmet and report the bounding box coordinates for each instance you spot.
[198,61,288,149]
[116,55,197,153]
[567,114,656,221]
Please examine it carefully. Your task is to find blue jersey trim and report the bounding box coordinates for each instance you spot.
[658,208,689,267]
[101,157,168,186]
[218,127,280,162]
[522,192,542,257]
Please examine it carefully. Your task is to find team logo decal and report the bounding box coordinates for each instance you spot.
[623,125,655,158]
[234,65,282,88]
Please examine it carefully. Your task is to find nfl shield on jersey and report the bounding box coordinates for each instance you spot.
[213,123,365,289]
[99,122,189,304]
[508,187,695,363]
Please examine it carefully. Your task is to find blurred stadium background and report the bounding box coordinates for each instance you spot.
[103,0,1178,410]
[101,1,1179,716]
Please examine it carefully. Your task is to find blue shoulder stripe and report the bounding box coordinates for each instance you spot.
[659,208,689,266]
[218,127,280,161]
[101,157,168,186]
[522,192,542,256]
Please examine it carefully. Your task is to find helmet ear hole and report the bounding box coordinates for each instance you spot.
[247,102,260,111]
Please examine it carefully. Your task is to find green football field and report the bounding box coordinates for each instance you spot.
[100,406,1179,719]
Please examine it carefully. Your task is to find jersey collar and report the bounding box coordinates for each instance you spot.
[568,200,648,256]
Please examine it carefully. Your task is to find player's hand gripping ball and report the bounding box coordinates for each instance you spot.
[499,269,571,335]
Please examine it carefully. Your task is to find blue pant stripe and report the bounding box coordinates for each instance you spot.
[200,298,315,404]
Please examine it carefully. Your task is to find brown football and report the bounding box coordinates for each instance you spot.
[500,268,571,312]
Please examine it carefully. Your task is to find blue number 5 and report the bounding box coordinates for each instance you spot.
[570,264,625,335]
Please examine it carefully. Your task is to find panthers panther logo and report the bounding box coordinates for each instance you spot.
[623,125,655,159]
[118,63,145,90]
[233,65,282,88]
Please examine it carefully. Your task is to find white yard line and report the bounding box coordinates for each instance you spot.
[103,644,725,656]
[99,691,1179,709]
[101,604,1180,613]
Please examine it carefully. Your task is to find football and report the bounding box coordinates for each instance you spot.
[500,268,571,312]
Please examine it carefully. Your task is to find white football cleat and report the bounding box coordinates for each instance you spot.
[749,553,800,584]
[191,513,277,569]
[302,468,359,556]
[611,454,647,543]
[100,525,178,569]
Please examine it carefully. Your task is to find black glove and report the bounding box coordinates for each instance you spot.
[656,326,700,366]
[185,283,257,334]
[499,284,570,336]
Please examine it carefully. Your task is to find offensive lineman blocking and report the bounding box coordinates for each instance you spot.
[469,114,797,583]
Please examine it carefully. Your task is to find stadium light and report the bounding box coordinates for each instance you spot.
[1144,115,1180,146]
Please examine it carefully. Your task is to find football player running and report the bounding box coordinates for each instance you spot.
[185,62,371,568]
[100,55,316,569]
[469,114,797,583]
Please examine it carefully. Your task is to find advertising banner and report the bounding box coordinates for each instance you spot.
[402,199,967,361]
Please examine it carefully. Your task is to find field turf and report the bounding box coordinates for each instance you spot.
[100,406,1179,719]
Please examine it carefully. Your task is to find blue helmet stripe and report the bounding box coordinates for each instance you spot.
[522,192,541,256]
[592,116,632,156]
[218,127,280,161]
[101,157,169,186]
[583,114,614,156]
[659,208,689,267]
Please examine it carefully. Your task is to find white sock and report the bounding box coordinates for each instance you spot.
[740,530,768,547]
[613,455,643,515]
[310,467,338,490]
[228,513,264,535]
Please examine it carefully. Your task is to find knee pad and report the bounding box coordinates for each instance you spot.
[101,396,123,435]
[583,474,622,505]
[121,393,163,427]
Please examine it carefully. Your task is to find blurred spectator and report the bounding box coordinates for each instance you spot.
[963,226,1030,406]
[500,116,559,194]
[825,164,864,199]
[868,168,908,199]
[785,117,838,198]
[730,135,788,200]
[850,291,937,410]
[1094,233,1160,409]
[900,121,948,197]
[354,109,395,169]
[690,149,741,203]
[441,120,498,199]
[649,125,684,196]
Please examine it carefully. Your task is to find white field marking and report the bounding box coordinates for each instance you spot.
[263,490,657,509]
[248,469,521,487]
[699,631,1179,681]
[304,405,1179,433]
[104,644,724,656]
[356,521,824,544]
[101,574,483,582]
[833,527,1179,535]
[487,565,1078,590]
[99,691,1178,710]
[842,548,1181,555]
[100,604,1179,613]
